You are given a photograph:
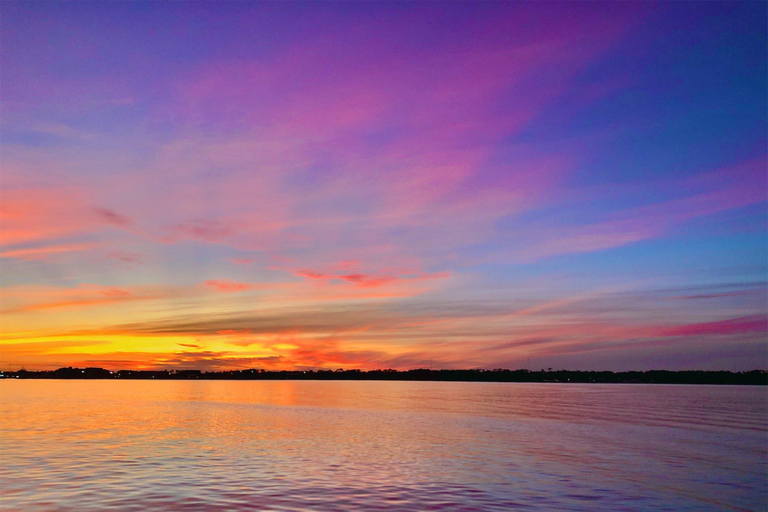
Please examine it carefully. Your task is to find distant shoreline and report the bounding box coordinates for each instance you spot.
[1,368,766,385]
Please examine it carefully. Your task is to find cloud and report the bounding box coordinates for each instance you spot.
[0,339,111,354]
[0,242,99,260]
[293,268,450,289]
[217,329,248,335]
[93,207,133,227]
[123,4,637,275]
[107,251,142,264]
[660,315,767,337]
[0,283,177,315]
[678,289,763,300]
[501,156,768,262]
[0,187,96,247]
[159,351,286,371]
[0,187,139,262]
[170,219,237,242]
[203,280,253,293]
[31,122,95,141]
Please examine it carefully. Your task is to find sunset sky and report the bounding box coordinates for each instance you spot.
[1,2,766,371]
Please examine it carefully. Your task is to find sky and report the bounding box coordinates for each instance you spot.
[1,2,766,372]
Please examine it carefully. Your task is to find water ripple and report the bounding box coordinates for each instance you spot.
[1,381,765,511]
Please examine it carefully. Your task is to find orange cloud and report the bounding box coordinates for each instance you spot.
[203,280,253,292]
[0,283,182,315]
[4,293,133,314]
[217,329,248,335]
[0,242,100,260]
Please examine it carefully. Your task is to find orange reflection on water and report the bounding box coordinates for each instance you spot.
[1,381,766,511]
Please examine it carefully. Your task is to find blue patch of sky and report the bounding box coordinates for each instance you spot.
[466,227,766,293]
[512,2,766,187]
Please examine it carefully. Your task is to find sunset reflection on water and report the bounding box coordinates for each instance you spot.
[1,381,766,511]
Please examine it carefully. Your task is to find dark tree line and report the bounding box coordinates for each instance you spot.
[1,367,766,385]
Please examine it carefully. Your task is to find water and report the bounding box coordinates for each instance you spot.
[1,381,765,511]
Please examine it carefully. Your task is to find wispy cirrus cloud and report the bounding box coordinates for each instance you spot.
[2,284,136,314]
[659,315,767,337]
[496,156,768,262]
[0,241,100,260]
[30,121,96,141]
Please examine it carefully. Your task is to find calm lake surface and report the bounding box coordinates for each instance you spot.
[1,381,766,511]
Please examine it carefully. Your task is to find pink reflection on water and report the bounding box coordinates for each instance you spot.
[0,381,765,511]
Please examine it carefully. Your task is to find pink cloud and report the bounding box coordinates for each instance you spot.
[135,6,635,276]
[660,316,767,337]
[0,181,143,262]
[0,187,94,247]
[504,156,768,262]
